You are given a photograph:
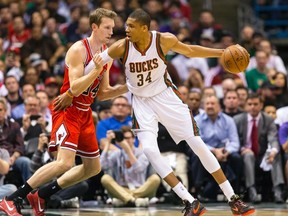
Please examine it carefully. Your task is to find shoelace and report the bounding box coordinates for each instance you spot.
[182,202,192,213]
[14,197,24,214]
[234,198,248,209]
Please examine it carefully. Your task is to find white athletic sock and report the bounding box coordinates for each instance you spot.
[219,180,235,201]
[172,182,195,203]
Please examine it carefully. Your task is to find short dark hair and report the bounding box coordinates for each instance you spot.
[247,93,262,103]
[224,89,239,99]
[129,9,151,29]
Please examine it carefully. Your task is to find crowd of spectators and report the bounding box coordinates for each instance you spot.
[0,0,288,208]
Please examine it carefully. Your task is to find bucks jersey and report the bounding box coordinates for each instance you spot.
[123,31,172,97]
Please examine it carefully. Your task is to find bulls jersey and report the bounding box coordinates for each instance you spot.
[60,38,107,110]
[123,31,172,97]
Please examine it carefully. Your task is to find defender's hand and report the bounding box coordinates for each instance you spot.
[53,93,73,111]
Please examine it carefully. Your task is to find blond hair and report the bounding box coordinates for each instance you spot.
[89,8,117,27]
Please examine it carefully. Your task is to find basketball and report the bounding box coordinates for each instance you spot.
[220,44,250,74]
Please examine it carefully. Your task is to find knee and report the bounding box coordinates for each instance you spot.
[101,174,113,186]
[243,152,254,160]
[55,160,74,173]
[148,174,161,186]
[90,166,101,177]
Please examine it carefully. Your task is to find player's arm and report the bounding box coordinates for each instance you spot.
[97,61,128,101]
[160,32,224,58]
[67,44,104,97]
[97,39,128,101]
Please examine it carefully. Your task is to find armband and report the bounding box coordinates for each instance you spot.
[83,49,113,74]
[66,88,74,98]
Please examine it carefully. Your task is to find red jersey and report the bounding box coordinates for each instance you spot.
[60,38,107,110]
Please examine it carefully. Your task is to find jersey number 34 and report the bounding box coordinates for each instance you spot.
[137,71,152,86]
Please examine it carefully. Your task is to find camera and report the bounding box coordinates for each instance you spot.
[30,114,42,120]
[111,130,124,144]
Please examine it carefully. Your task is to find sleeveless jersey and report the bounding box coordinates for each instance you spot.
[60,38,107,110]
[123,31,172,97]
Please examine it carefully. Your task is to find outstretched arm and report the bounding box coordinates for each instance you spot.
[160,32,224,58]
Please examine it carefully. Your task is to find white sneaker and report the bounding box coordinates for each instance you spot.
[112,198,125,207]
[61,197,80,208]
[135,198,149,207]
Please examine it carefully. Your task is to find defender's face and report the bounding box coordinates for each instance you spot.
[125,18,143,42]
[94,17,115,43]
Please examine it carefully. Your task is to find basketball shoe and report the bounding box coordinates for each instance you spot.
[182,199,206,216]
[27,190,46,216]
[229,194,255,215]
[0,197,23,216]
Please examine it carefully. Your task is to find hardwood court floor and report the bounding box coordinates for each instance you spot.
[15,203,288,216]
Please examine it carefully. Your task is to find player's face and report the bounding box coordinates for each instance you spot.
[94,17,115,43]
[125,18,144,42]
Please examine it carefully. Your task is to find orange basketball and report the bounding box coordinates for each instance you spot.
[220,44,250,74]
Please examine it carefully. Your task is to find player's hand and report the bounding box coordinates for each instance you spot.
[93,52,103,72]
[53,92,73,111]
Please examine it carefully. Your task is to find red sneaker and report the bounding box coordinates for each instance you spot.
[27,190,46,216]
[0,197,23,216]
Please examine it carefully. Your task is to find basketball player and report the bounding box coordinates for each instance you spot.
[88,9,254,216]
[0,8,128,216]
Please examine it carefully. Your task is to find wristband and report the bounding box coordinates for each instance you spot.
[66,89,74,98]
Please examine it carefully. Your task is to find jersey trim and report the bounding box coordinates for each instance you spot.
[132,32,153,56]
[122,38,130,65]
[164,71,183,102]
[156,32,167,64]
[82,39,93,65]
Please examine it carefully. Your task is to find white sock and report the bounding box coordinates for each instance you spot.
[219,180,235,201]
[172,182,195,203]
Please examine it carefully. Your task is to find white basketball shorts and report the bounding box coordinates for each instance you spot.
[131,87,200,143]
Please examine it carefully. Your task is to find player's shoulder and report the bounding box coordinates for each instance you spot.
[66,40,86,59]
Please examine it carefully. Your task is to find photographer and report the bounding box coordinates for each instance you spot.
[100,126,160,207]
[18,95,47,142]
[29,133,89,209]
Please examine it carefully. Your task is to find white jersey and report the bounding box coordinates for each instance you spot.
[124,31,172,97]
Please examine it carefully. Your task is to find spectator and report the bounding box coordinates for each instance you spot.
[183,68,205,91]
[271,72,288,108]
[44,76,60,111]
[20,25,65,69]
[194,95,242,200]
[192,9,223,44]
[239,25,255,56]
[187,88,204,117]
[36,90,52,132]
[0,148,17,199]
[275,106,288,127]
[236,86,249,111]
[66,15,91,45]
[20,66,44,91]
[177,85,189,103]
[233,93,285,203]
[245,50,269,92]
[101,126,160,207]
[98,100,112,115]
[11,83,36,120]
[8,16,31,49]
[278,121,288,203]
[223,90,243,117]
[97,96,136,151]
[0,97,31,185]
[4,75,23,112]
[247,39,287,74]
[18,95,46,142]
[29,133,89,209]
[263,104,277,122]
[4,47,23,81]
